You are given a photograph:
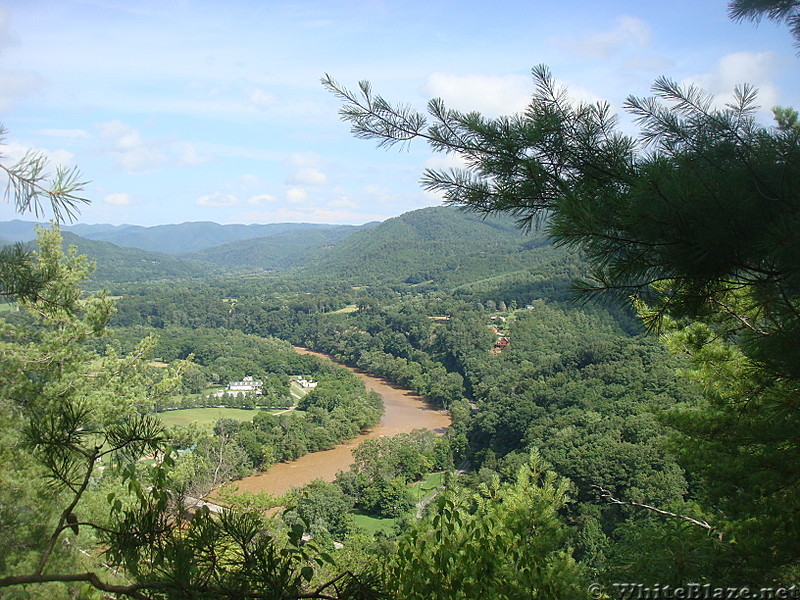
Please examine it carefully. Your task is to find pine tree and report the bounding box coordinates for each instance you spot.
[0,124,89,304]
[323,11,800,580]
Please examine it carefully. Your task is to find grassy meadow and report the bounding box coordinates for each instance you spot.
[155,407,273,430]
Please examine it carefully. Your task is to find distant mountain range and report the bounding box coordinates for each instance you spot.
[0,220,375,253]
[0,208,568,287]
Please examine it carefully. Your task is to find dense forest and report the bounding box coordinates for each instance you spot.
[98,227,709,582]
[0,207,756,598]
[2,2,799,597]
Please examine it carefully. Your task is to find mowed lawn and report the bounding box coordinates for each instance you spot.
[352,513,396,535]
[155,407,267,430]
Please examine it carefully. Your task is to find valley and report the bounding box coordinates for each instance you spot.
[230,347,450,496]
[1,199,791,597]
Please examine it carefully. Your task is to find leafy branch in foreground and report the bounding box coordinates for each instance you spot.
[2,405,379,600]
[592,485,721,540]
[729,0,800,48]
[325,65,799,330]
[386,450,586,600]
[0,226,382,600]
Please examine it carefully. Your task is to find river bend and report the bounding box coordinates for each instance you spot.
[229,347,451,497]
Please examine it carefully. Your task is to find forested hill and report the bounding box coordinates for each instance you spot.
[0,220,373,254]
[180,223,372,270]
[3,207,576,288]
[59,232,215,283]
[301,206,576,288]
[75,221,369,254]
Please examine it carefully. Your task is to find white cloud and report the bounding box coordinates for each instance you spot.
[0,70,44,112]
[121,148,168,171]
[423,72,533,117]
[328,196,357,209]
[238,207,386,225]
[555,80,607,107]
[99,120,142,151]
[196,192,239,207]
[0,6,15,51]
[97,120,213,171]
[554,15,651,59]
[98,120,167,171]
[287,167,328,186]
[286,187,308,204]
[0,139,76,168]
[424,153,469,171]
[623,56,674,74]
[683,52,782,111]
[0,8,44,111]
[239,174,261,189]
[425,73,605,120]
[249,88,277,110]
[104,192,131,206]
[247,193,276,206]
[363,184,407,206]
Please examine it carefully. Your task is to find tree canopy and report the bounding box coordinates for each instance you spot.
[323,26,800,581]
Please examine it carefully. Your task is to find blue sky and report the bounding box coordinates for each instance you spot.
[0,0,796,226]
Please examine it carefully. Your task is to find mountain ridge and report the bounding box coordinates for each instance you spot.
[1,207,567,288]
[0,220,375,253]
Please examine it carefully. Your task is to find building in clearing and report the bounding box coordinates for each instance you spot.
[226,376,263,394]
[291,377,318,389]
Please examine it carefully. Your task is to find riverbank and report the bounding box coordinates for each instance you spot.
[225,347,451,497]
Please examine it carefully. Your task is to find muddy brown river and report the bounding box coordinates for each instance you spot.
[227,347,451,497]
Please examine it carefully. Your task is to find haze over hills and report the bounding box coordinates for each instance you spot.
[59,232,216,283]
[181,223,375,270]
[0,207,571,287]
[0,220,375,254]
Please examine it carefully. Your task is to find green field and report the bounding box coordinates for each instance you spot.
[409,471,445,499]
[352,513,396,534]
[417,471,445,492]
[331,304,358,314]
[155,407,271,429]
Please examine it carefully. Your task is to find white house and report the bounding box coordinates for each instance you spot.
[226,376,263,394]
[292,378,318,389]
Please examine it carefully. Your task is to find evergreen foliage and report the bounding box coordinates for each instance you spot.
[729,0,800,46]
[324,14,800,581]
[0,125,89,306]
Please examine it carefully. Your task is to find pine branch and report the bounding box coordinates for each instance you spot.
[35,445,101,575]
[0,155,90,223]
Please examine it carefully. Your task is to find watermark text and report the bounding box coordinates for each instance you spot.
[587,583,800,600]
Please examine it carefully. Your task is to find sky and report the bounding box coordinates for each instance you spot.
[0,0,796,227]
